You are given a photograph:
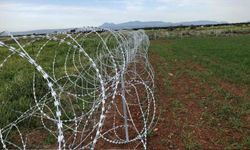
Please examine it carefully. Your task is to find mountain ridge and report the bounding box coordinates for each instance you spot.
[0,20,228,36]
[100,20,227,29]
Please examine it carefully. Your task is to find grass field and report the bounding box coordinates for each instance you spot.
[0,33,145,149]
[148,35,250,149]
[0,32,250,149]
[0,35,109,127]
[0,39,75,127]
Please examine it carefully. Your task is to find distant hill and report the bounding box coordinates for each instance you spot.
[100,21,174,30]
[0,31,5,36]
[176,21,227,26]
[0,20,228,36]
[0,28,74,36]
[100,20,227,30]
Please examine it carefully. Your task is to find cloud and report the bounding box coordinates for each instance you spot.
[0,0,249,31]
[0,2,118,31]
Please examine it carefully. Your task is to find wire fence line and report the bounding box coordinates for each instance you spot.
[0,28,156,149]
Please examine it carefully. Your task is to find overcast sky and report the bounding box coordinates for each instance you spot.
[0,0,250,31]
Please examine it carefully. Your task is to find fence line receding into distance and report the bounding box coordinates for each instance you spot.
[0,28,156,149]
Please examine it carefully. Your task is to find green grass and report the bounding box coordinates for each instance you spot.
[0,35,123,149]
[1,31,250,148]
[182,132,202,150]
[150,34,250,148]
[171,99,184,113]
[150,35,250,86]
[0,34,118,128]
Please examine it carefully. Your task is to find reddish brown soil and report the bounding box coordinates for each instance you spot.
[64,52,250,149]
[146,53,250,150]
[218,81,248,98]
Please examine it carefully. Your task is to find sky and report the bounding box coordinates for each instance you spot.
[0,0,250,31]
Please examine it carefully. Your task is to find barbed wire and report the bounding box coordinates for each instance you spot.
[0,27,156,149]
